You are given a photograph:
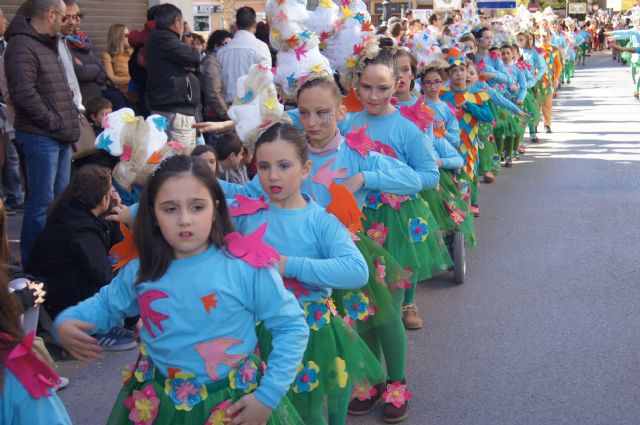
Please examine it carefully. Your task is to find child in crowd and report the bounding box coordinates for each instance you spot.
[215,132,250,184]
[25,165,135,351]
[191,144,218,175]
[74,97,119,170]
[54,155,308,425]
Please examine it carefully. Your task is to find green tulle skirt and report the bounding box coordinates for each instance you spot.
[333,231,405,332]
[362,191,453,281]
[108,352,303,425]
[257,300,384,421]
[523,91,541,130]
[477,121,501,175]
[435,170,476,247]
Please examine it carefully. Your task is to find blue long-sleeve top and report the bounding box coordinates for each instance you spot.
[505,62,529,102]
[478,52,514,86]
[338,109,440,191]
[230,196,368,305]
[396,96,462,170]
[427,100,461,149]
[520,62,536,89]
[217,135,421,208]
[551,33,567,53]
[1,370,72,425]
[473,81,522,115]
[610,29,640,46]
[53,246,309,410]
[521,48,548,82]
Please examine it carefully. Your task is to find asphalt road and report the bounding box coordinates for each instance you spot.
[39,50,640,424]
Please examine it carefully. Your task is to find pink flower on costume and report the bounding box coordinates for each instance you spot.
[451,209,465,226]
[383,381,413,408]
[381,193,409,210]
[373,257,386,284]
[392,267,413,291]
[351,380,378,401]
[366,222,388,246]
[124,384,160,425]
[205,399,233,425]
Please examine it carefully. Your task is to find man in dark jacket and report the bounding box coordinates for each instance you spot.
[4,0,80,265]
[146,3,201,149]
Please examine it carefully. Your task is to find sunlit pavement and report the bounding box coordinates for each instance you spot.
[47,51,640,424]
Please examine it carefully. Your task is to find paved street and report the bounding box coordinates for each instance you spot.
[34,50,640,424]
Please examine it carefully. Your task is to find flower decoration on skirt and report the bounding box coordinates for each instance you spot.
[293,361,320,393]
[229,359,259,393]
[164,372,208,411]
[124,384,160,425]
[304,301,331,331]
[408,217,429,244]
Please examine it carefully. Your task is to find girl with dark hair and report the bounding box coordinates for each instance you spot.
[0,269,72,425]
[53,155,309,425]
[229,122,383,425]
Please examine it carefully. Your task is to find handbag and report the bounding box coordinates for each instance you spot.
[71,113,97,160]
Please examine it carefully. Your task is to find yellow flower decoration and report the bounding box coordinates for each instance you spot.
[165,372,208,411]
[320,0,333,7]
[310,63,325,74]
[292,361,320,393]
[346,57,357,70]
[271,29,281,41]
[121,109,137,123]
[121,363,134,383]
[341,6,355,18]
[334,357,349,388]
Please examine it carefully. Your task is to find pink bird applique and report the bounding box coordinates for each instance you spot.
[195,337,245,381]
[295,43,309,61]
[399,96,433,132]
[312,159,348,189]
[345,125,376,157]
[283,278,311,299]
[0,332,61,399]
[138,290,170,338]
[224,223,280,268]
[229,195,269,217]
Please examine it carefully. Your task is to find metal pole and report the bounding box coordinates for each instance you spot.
[382,0,391,26]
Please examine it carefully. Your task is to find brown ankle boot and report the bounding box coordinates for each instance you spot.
[401,303,423,330]
[348,382,385,415]
[382,380,412,423]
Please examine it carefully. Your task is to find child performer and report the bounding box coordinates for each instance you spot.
[1,271,72,425]
[339,41,441,423]
[54,155,309,425]
[537,30,562,134]
[230,122,384,425]
[439,48,493,216]
[516,31,547,143]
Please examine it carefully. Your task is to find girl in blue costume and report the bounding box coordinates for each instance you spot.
[393,49,454,330]
[440,48,494,217]
[338,40,441,423]
[54,155,309,425]
[214,75,421,423]
[419,65,477,249]
[499,41,531,166]
[605,17,640,98]
[516,31,547,143]
[1,275,71,425]
[229,122,384,425]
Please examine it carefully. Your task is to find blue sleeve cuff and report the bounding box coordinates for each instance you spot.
[361,171,379,190]
[254,382,286,410]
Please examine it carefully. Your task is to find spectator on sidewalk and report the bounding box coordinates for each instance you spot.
[25,164,135,351]
[5,0,80,265]
[146,3,201,149]
[218,7,272,103]
[101,23,132,98]
[63,0,108,107]
[255,20,277,67]
[0,8,24,216]
[128,5,161,117]
[201,30,232,125]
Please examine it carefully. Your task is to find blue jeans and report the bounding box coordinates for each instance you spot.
[15,131,71,264]
[2,137,25,206]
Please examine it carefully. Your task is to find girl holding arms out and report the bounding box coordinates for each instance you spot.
[54,155,309,425]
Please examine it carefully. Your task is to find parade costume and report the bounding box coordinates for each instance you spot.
[609,27,640,96]
[53,246,309,425]
[539,41,562,129]
[439,84,493,207]
[1,332,71,425]
[520,47,547,140]
[230,196,384,425]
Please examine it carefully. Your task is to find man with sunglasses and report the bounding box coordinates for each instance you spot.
[4,0,80,265]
